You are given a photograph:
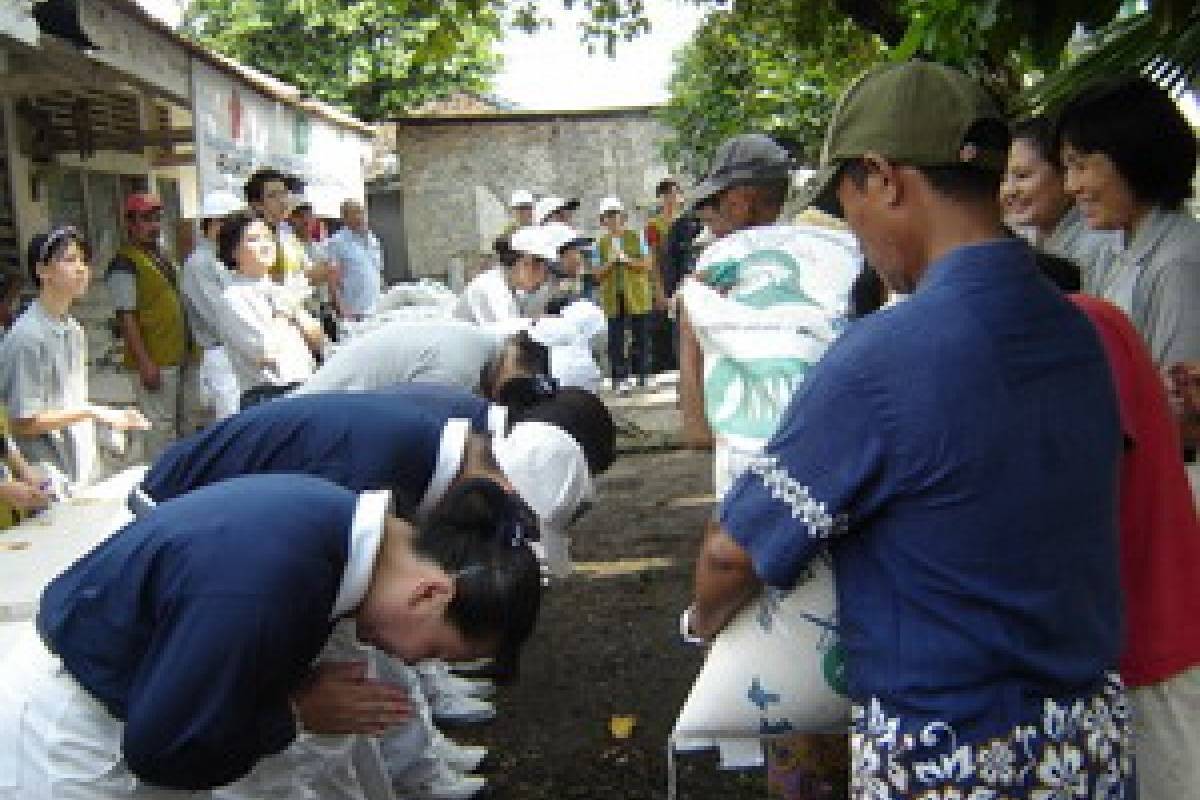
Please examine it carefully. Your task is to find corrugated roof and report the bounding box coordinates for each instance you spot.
[107,0,372,136]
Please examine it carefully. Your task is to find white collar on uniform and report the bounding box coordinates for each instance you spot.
[487,404,508,437]
[331,489,391,618]
[416,417,469,519]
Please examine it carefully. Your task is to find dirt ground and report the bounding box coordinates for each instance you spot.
[463,448,768,799]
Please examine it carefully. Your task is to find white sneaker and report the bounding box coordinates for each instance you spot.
[431,732,489,773]
[439,671,496,699]
[407,761,488,800]
[618,378,633,396]
[430,692,496,725]
[418,661,496,699]
[449,658,493,675]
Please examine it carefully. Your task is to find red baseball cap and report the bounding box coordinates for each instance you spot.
[124,193,162,214]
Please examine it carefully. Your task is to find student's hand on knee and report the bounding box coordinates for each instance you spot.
[293,660,412,735]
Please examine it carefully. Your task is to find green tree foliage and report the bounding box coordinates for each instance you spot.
[181,0,507,120]
[660,0,885,172]
[661,0,1197,171]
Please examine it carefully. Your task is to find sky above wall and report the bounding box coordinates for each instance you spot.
[493,3,708,110]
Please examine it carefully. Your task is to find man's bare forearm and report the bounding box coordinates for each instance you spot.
[691,519,761,640]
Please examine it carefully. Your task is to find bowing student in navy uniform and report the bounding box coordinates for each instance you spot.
[384,380,616,474]
[137,390,597,554]
[0,473,542,798]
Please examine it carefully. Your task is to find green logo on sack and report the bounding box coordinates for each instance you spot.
[706,249,820,310]
[823,643,848,697]
[705,357,809,438]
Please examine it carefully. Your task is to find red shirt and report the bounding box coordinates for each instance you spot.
[1072,294,1200,686]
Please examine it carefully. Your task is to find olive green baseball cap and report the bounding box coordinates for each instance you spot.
[796,60,1007,215]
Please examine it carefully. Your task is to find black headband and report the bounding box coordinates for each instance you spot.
[38,226,81,265]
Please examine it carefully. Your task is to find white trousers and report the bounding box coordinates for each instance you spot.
[1131,663,1200,800]
[197,348,240,422]
[0,624,201,799]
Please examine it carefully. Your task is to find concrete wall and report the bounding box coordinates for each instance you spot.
[379,109,674,282]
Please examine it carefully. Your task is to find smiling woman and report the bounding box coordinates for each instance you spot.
[1000,116,1112,286]
[1056,76,1200,368]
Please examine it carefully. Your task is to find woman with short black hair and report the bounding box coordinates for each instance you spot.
[215,212,325,406]
[1056,77,1200,367]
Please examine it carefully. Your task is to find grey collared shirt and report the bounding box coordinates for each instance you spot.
[0,299,95,487]
[1091,207,1200,367]
[1043,205,1119,285]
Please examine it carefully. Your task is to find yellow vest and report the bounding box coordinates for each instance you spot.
[117,244,187,369]
[597,229,653,317]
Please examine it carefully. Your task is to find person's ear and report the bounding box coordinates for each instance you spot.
[861,152,902,209]
[408,570,454,615]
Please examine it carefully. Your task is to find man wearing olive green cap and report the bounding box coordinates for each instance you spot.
[690,61,1135,798]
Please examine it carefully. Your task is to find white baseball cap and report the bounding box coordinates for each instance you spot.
[534,196,580,224]
[598,196,624,215]
[508,226,560,261]
[492,421,594,578]
[510,189,534,208]
[541,221,592,255]
[199,189,246,219]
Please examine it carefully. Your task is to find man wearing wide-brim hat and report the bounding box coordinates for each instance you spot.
[691,60,1134,798]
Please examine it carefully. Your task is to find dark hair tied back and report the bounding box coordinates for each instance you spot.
[417,478,543,662]
[494,373,558,415]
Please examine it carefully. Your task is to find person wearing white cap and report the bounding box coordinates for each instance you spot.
[504,189,535,236]
[541,221,594,302]
[493,420,593,578]
[595,196,654,393]
[181,189,245,423]
[454,226,556,326]
[533,195,580,226]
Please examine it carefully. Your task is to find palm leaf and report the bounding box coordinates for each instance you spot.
[1017,5,1200,113]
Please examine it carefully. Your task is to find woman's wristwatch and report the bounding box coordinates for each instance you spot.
[678,606,707,646]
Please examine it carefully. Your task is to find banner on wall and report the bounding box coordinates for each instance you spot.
[192,60,367,218]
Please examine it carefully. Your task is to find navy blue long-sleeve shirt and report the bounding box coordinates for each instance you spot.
[379,382,499,434]
[38,474,358,790]
[142,390,467,514]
